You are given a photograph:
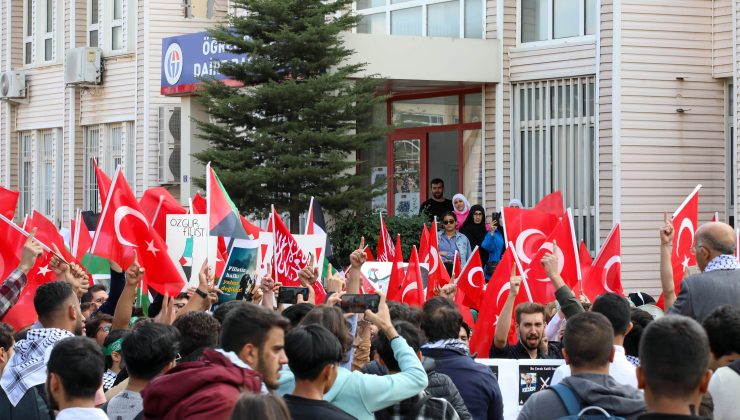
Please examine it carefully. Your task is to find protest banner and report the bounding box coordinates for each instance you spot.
[257,232,328,279]
[166,214,217,288]
[475,358,564,420]
[216,238,260,304]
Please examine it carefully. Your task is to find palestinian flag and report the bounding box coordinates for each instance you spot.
[206,163,248,239]
[306,197,334,265]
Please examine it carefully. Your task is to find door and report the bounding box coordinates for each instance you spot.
[389,133,424,217]
[427,130,460,200]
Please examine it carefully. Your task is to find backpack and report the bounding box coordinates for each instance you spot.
[551,383,626,420]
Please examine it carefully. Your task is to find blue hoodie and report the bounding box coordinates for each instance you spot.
[278,336,428,420]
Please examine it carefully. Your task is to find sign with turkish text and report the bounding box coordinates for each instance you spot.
[161,31,249,95]
[166,215,217,288]
[216,239,259,304]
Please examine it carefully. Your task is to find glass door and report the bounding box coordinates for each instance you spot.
[389,134,424,216]
[427,130,460,199]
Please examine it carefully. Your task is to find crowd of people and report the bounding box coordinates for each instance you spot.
[0,180,738,419]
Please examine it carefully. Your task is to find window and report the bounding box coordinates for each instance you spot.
[24,0,34,64]
[184,0,214,18]
[513,77,597,249]
[125,122,135,183]
[83,127,100,212]
[19,133,34,217]
[726,82,734,226]
[88,0,99,47]
[88,0,129,52]
[356,0,484,39]
[23,0,59,64]
[39,130,54,217]
[520,0,595,43]
[109,125,123,172]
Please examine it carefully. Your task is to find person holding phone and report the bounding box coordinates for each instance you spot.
[277,291,428,420]
[438,212,472,276]
[481,212,505,281]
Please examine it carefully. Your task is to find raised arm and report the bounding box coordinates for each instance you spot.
[659,211,677,309]
[347,237,366,295]
[542,241,583,319]
[492,266,520,351]
[178,259,220,317]
[111,251,144,331]
[96,261,125,316]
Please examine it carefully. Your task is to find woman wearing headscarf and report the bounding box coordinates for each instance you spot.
[460,205,490,264]
[451,193,470,230]
[481,211,505,282]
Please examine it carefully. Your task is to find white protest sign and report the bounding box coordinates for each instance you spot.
[475,358,564,420]
[360,262,430,293]
[166,214,217,288]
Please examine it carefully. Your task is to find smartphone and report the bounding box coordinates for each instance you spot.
[339,294,381,314]
[277,287,309,304]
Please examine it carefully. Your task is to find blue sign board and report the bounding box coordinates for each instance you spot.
[161,31,248,95]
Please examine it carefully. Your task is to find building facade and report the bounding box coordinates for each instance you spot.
[0,0,737,295]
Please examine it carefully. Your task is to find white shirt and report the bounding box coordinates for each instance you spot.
[708,365,740,420]
[55,407,109,420]
[214,348,269,394]
[551,345,638,388]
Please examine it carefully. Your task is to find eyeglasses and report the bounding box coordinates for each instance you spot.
[98,325,111,333]
[443,220,456,225]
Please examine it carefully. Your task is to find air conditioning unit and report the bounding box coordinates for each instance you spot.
[0,71,27,99]
[159,106,182,184]
[64,47,103,85]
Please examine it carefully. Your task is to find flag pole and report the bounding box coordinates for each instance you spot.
[0,213,66,262]
[305,196,314,236]
[510,241,533,303]
[151,195,165,228]
[206,162,215,272]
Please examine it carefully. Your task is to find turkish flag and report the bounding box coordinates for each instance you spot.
[419,224,430,264]
[456,248,485,310]
[664,186,700,306]
[2,253,56,330]
[526,210,581,303]
[584,224,622,302]
[271,208,309,287]
[28,212,74,263]
[453,251,462,279]
[0,186,19,220]
[534,191,565,217]
[94,160,112,205]
[191,192,206,215]
[0,216,26,280]
[576,240,593,297]
[386,242,405,302]
[376,215,395,262]
[139,187,187,240]
[71,212,94,262]
[426,219,451,300]
[502,207,558,267]
[469,248,530,356]
[91,168,184,296]
[400,246,424,307]
[454,288,476,330]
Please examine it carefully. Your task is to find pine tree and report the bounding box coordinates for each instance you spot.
[194,0,386,230]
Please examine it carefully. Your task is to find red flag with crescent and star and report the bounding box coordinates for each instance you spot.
[469,247,530,356]
[526,209,581,303]
[426,220,451,299]
[399,246,424,307]
[0,216,29,282]
[385,239,405,302]
[502,207,558,268]
[658,185,700,309]
[583,224,622,302]
[419,224,430,264]
[91,168,185,296]
[455,247,485,310]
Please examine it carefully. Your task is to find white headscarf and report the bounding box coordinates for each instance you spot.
[451,194,470,212]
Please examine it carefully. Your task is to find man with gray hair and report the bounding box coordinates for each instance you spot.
[667,221,740,322]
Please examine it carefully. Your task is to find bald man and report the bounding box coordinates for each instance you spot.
[668,222,740,322]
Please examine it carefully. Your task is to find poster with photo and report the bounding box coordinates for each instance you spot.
[518,364,558,406]
[216,240,259,305]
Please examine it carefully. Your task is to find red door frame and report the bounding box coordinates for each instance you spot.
[384,87,483,216]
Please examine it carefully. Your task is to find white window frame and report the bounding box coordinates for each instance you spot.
[110,0,124,51]
[83,126,101,212]
[19,132,34,218]
[92,0,131,53]
[725,81,734,225]
[23,0,35,65]
[41,0,54,62]
[512,76,597,250]
[516,0,595,47]
[38,130,55,218]
[88,0,100,48]
[184,0,215,19]
[353,0,485,39]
